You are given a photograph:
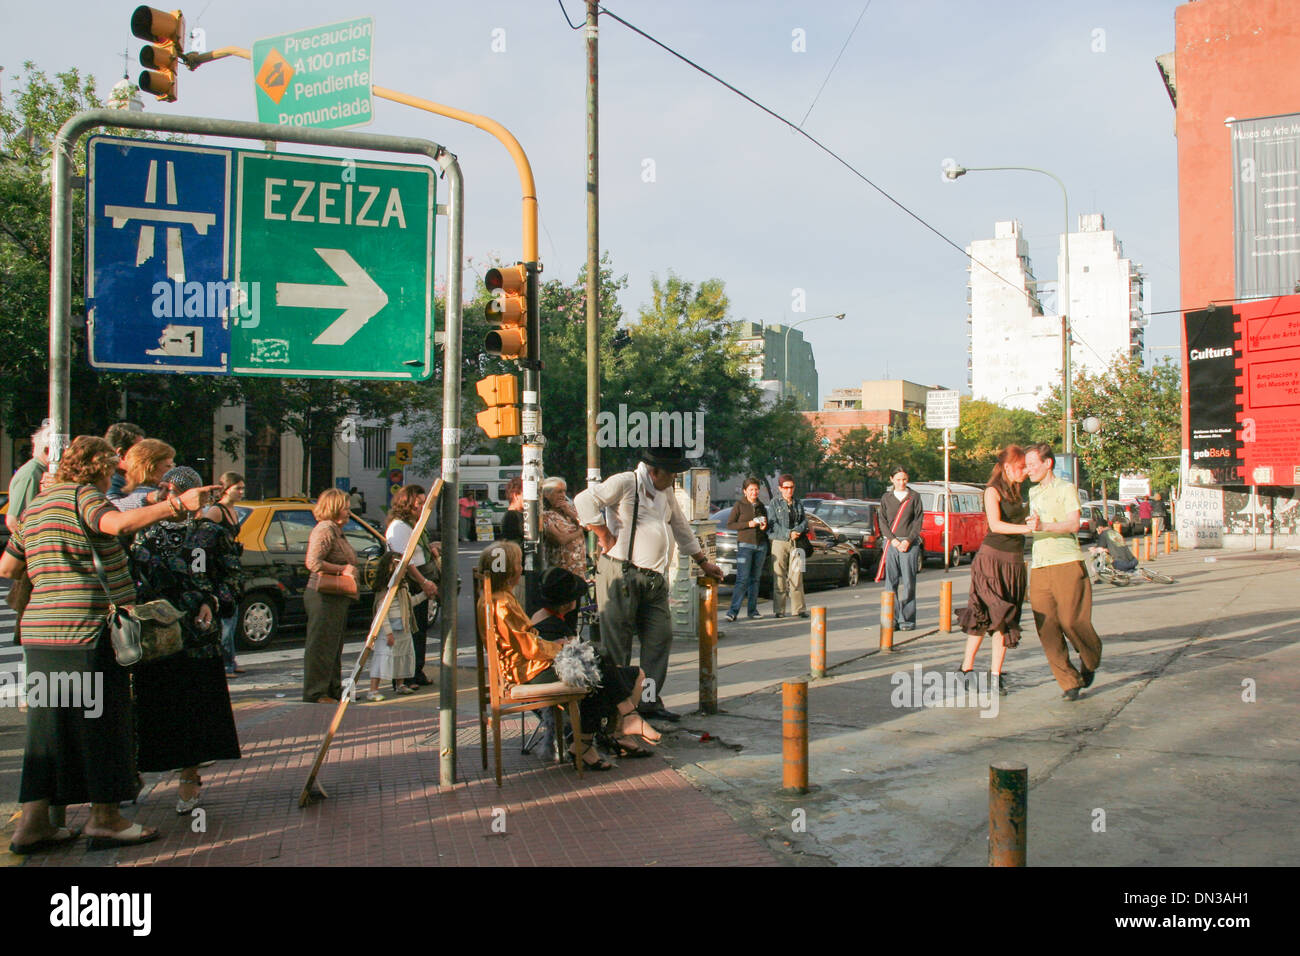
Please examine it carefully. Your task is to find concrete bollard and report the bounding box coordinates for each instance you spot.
[939,579,952,633]
[989,761,1028,866]
[782,681,809,793]
[810,607,826,678]
[879,591,895,651]
[697,576,718,715]
[1164,531,1171,555]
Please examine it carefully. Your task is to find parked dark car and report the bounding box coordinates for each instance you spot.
[811,499,883,576]
[711,507,861,595]
[232,499,386,648]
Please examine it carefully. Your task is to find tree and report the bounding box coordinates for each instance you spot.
[831,427,888,497]
[1036,357,1182,496]
[949,399,1041,482]
[739,398,826,495]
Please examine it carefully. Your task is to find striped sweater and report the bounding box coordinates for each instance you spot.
[5,483,136,646]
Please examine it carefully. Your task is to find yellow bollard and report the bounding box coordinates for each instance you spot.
[782,681,809,794]
[939,580,953,633]
[697,576,718,715]
[880,591,895,651]
[810,607,827,679]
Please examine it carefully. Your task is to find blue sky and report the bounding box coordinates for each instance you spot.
[2,0,1185,403]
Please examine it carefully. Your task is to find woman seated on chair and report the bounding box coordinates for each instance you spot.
[530,566,663,760]
[477,543,660,770]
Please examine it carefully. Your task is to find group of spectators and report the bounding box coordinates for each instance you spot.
[3,422,245,854]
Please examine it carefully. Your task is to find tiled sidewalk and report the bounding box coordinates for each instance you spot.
[18,690,778,868]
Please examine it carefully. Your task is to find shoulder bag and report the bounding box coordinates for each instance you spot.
[76,487,185,666]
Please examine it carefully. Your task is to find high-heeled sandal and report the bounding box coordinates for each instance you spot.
[618,712,662,743]
[568,743,613,771]
[609,735,654,758]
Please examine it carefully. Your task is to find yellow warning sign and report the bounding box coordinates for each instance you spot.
[255,49,295,104]
[395,442,413,466]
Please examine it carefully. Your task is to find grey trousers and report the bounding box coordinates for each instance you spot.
[594,552,672,710]
[303,588,351,702]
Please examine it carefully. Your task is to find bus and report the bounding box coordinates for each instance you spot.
[452,455,522,532]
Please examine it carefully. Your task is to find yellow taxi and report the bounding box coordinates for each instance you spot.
[231,498,386,648]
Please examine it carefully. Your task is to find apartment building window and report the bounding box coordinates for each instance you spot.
[361,426,390,470]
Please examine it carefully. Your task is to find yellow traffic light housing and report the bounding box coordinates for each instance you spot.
[131,6,186,102]
[484,263,527,360]
[476,374,521,438]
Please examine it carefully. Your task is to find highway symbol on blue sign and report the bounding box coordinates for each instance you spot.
[86,137,233,373]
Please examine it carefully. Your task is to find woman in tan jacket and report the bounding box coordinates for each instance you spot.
[302,489,359,703]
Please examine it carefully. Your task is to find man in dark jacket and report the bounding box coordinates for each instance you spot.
[767,474,809,618]
[876,467,924,630]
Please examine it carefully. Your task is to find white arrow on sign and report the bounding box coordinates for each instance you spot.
[276,248,388,345]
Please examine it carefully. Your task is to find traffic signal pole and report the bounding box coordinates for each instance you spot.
[585,1,601,488]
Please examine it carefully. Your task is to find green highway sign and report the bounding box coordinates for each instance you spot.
[233,150,435,379]
[252,17,374,130]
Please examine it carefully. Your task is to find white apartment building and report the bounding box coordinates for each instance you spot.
[967,220,1059,410]
[969,216,1146,411]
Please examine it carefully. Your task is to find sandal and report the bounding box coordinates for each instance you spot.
[395,684,417,696]
[86,822,160,851]
[610,735,654,758]
[569,745,613,771]
[9,827,81,855]
[618,712,662,743]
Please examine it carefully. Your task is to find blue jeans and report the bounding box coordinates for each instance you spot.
[729,542,768,616]
[884,545,918,628]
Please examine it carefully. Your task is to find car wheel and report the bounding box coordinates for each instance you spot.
[841,557,860,588]
[236,591,280,649]
[950,545,962,567]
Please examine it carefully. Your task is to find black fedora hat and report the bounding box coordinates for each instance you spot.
[640,445,693,473]
[539,567,588,607]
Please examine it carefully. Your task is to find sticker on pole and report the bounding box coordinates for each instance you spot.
[252,17,374,130]
[926,389,960,430]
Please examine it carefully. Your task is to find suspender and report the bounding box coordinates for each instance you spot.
[621,479,641,572]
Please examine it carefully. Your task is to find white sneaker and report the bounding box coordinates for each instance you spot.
[365,691,386,702]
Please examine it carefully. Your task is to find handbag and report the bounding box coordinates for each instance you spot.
[5,569,32,616]
[789,544,807,576]
[316,570,359,598]
[74,487,184,666]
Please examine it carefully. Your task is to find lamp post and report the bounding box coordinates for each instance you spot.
[778,312,846,406]
[942,161,1073,472]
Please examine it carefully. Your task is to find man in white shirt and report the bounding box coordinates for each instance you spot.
[574,447,723,722]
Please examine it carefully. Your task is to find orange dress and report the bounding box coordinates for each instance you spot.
[479,589,562,686]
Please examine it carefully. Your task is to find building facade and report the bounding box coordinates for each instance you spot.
[733,321,820,410]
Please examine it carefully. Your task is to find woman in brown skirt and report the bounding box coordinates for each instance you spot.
[957,445,1031,692]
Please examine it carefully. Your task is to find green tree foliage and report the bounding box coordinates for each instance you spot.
[1037,356,1182,495]
[740,397,826,496]
[830,426,888,497]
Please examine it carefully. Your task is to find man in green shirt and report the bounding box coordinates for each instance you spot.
[5,423,51,537]
[1025,443,1102,701]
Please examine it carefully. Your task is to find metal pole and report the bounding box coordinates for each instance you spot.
[989,761,1028,866]
[521,262,543,606]
[1062,187,1073,474]
[782,681,809,793]
[943,427,951,569]
[438,151,465,788]
[48,127,74,461]
[585,0,601,489]
[1251,484,1258,551]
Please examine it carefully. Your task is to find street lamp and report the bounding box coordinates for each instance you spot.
[777,312,846,405]
[942,160,1074,472]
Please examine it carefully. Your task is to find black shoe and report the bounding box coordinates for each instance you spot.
[747,612,763,619]
[991,673,1009,695]
[898,623,916,631]
[1080,666,1096,688]
[1062,687,1081,701]
[798,611,810,619]
[774,611,786,618]
[638,706,680,722]
[725,611,737,623]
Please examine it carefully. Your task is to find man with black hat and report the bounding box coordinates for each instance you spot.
[574,445,723,722]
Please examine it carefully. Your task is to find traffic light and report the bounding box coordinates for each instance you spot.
[476,374,521,438]
[484,263,527,360]
[131,6,186,102]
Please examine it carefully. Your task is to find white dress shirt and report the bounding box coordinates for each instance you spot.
[573,462,702,576]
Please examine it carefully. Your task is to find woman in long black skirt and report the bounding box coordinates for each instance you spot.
[957,446,1032,693]
[126,467,241,815]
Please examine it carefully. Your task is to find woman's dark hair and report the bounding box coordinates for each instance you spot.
[987,444,1026,504]
[387,484,425,528]
[742,477,760,491]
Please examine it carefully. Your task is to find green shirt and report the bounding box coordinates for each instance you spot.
[1028,477,1083,568]
[7,456,46,528]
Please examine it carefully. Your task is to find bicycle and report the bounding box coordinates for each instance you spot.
[1092,554,1175,587]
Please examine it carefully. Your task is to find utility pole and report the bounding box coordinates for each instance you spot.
[585,0,601,488]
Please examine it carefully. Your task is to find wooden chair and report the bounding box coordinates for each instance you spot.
[480,577,588,786]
